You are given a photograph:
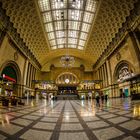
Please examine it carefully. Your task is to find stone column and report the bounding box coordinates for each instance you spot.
[32,67,35,88]
[34,68,36,80]
[29,65,33,88]
[106,59,112,85]
[26,63,31,87]
[23,60,29,86]
[101,66,104,88]
[99,68,102,88]
[97,70,99,80]
[105,62,108,86]
[102,64,106,88]
[100,67,103,88]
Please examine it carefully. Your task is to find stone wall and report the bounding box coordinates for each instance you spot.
[109,34,140,83]
[39,67,93,82]
[0,35,26,84]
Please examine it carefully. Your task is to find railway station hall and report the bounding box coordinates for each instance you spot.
[0,0,140,140]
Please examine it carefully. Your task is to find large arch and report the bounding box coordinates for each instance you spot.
[113,60,135,83]
[0,60,22,96]
[0,60,21,84]
[55,72,79,85]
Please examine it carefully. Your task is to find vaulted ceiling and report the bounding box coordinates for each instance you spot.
[0,0,138,70]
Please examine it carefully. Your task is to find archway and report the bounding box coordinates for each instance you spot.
[114,60,135,83]
[113,60,135,98]
[0,61,21,96]
[56,72,79,96]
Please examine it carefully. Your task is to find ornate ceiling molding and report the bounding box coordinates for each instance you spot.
[0,2,41,69]
[86,0,138,64]
[93,0,140,68]
[0,0,139,69]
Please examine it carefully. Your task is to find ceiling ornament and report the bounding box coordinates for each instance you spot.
[60,55,75,68]
[60,44,75,68]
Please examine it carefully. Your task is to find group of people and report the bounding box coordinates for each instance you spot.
[95,91,108,106]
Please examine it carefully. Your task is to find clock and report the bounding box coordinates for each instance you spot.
[65,79,69,84]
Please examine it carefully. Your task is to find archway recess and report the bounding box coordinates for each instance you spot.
[0,61,21,96]
[0,61,21,84]
[114,60,135,83]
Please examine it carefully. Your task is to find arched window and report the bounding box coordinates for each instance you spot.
[114,62,134,83]
[56,72,79,85]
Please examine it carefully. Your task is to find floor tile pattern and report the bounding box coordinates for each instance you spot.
[0,98,139,140]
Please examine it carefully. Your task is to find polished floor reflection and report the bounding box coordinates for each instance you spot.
[0,98,140,140]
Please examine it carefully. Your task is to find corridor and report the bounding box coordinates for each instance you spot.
[0,98,140,140]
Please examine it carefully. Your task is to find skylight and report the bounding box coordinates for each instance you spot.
[38,0,98,50]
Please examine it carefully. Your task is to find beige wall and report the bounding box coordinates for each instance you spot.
[41,57,93,72]
[92,29,140,98]
[38,67,93,82]
[0,35,26,84]
[109,34,140,83]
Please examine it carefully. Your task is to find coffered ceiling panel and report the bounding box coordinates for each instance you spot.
[85,0,138,61]
[0,0,49,63]
[0,0,138,67]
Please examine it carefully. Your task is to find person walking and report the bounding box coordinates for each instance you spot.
[95,92,100,107]
[105,93,108,103]
[101,92,104,104]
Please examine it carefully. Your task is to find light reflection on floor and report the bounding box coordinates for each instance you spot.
[0,98,139,140]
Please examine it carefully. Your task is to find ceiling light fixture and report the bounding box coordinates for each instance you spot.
[60,55,75,68]
[60,40,75,68]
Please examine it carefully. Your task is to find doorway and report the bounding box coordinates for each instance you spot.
[58,86,77,95]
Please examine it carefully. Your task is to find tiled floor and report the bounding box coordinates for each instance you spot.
[0,98,140,140]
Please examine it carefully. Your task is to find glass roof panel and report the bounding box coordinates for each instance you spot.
[83,12,94,23]
[81,23,90,32]
[38,0,98,50]
[68,10,83,21]
[85,0,97,12]
[69,0,84,9]
[51,46,57,50]
[68,31,78,38]
[54,21,63,30]
[58,45,64,48]
[79,40,86,46]
[45,23,53,32]
[38,0,50,11]
[50,40,56,46]
[53,10,67,21]
[51,0,67,9]
[57,38,65,45]
[56,31,65,38]
[80,32,88,40]
[78,46,84,50]
[48,32,55,40]
[69,45,77,48]
[42,12,52,23]
[68,21,81,30]
[68,38,77,45]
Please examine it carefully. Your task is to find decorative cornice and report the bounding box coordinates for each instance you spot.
[0,2,41,69]
[93,0,140,69]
